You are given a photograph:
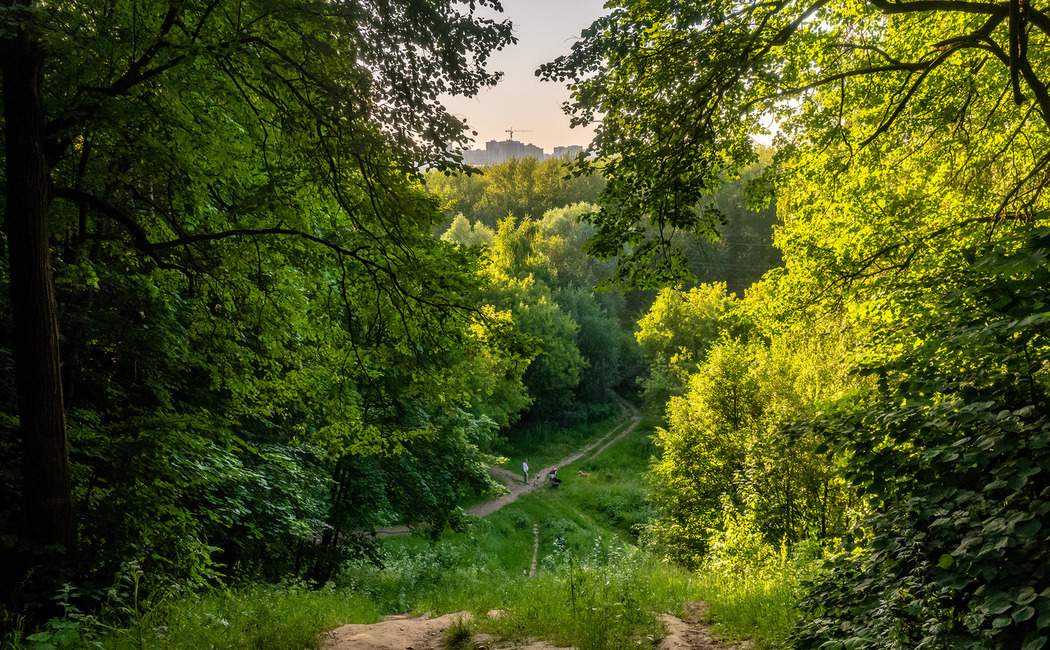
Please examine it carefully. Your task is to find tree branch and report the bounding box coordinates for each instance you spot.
[867,0,1006,15]
[860,43,966,146]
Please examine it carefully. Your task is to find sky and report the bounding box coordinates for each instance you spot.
[443,0,609,154]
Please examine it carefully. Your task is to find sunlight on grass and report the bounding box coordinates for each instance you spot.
[62,406,807,650]
[692,568,800,648]
[92,584,379,649]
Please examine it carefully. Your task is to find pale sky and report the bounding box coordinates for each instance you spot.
[443,0,609,154]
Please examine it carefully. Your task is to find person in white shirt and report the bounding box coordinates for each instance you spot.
[522,459,529,483]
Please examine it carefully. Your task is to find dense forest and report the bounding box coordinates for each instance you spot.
[2,0,1049,649]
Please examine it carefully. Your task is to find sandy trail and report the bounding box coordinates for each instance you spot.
[321,602,747,650]
[321,611,573,650]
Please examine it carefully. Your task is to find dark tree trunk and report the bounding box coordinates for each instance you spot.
[2,15,78,557]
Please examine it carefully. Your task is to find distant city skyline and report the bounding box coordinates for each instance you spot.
[442,0,608,153]
[461,139,584,165]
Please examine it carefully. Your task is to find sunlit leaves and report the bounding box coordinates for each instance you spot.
[791,228,1050,648]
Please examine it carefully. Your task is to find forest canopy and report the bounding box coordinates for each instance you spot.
[551,0,1050,647]
[1,0,522,605]
[5,0,1050,647]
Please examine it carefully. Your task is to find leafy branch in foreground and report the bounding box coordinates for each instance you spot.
[541,0,1050,286]
[1,0,514,609]
[791,227,1050,649]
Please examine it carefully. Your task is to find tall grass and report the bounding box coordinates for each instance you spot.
[2,583,379,649]
[6,408,809,649]
[130,584,379,649]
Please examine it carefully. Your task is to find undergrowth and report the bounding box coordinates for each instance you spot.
[2,408,811,649]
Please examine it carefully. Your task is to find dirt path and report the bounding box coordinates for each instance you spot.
[378,396,640,535]
[323,401,749,649]
[529,524,539,577]
[657,602,750,650]
[321,611,573,650]
[321,602,747,650]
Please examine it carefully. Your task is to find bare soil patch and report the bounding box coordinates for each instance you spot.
[656,602,751,650]
[320,611,572,650]
[320,602,750,650]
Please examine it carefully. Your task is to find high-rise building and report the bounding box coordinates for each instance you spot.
[552,145,584,159]
[459,139,586,166]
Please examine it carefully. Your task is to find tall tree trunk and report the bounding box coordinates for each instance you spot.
[2,11,77,556]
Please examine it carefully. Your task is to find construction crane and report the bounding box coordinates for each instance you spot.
[505,128,533,141]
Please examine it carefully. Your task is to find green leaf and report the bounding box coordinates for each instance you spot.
[1017,519,1043,537]
[1022,636,1048,650]
[985,592,1013,615]
[1038,610,1050,629]
[1017,588,1039,605]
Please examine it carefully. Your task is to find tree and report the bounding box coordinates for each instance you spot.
[634,283,746,406]
[555,287,623,402]
[425,156,605,231]
[541,0,1050,286]
[483,271,586,417]
[544,1,1050,644]
[646,318,857,569]
[536,202,616,292]
[790,228,1050,648]
[677,153,782,296]
[1,0,512,577]
[441,214,496,248]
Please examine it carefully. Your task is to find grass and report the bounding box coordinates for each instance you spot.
[440,614,476,650]
[9,405,805,649]
[0,583,381,650]
[138,584,380,649]
[497,405,623,478]
[693,568,801,646]
[456,410,631,511]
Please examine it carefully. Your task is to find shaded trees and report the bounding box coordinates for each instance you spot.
[1,0,514,602]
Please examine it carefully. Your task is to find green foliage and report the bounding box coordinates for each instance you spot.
[441,215,496,248]
[4,581,375,650]
[680,154,783,296]
[499,411,625,482]
[647,339,761,566]
[634,283,746,405]
[499,279,586,416]
[114,583,378,650]
[0,405,808,650]
[647,324,856,569]
[693,542,821,650]
[527,539,665,650]
[536,203,617,293]
[441,615,477,650]
[481,218,626,419]
[425,158,605,231]
[542,3,1050,648]
[488,218,557,285]
[433,193,648,422]
[1,0,529,613]
[556,287,623,402]
[790,228,1050,649]
[541,0,1050,287]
